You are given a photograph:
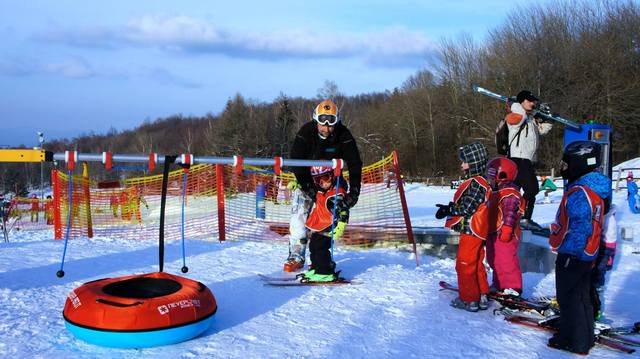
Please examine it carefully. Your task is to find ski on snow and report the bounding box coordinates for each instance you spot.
[438,280,552,315]
[263,279,354,286]
[504,314,636,354]
[259,273,357,286]
[257,273,299,282]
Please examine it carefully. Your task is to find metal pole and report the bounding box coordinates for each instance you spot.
[38,132,45,199]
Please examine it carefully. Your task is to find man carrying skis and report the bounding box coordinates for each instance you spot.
[284,100,362,272]
[506,90,553,230]
[548,140,610,355]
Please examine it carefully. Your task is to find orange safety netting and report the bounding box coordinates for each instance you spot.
[4,197,54,231]
[52,151,414,246]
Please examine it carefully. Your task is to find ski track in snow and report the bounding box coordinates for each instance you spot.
[0,184,639,358]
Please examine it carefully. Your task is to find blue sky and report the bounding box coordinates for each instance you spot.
[0,0,526,147]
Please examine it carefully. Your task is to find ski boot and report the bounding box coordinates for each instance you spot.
[450,297,479,312]
[296,268,315,280]
[547,334,590,355]
[479,294,489,310]
[283,255,305,272]
[300,270,340,283]
[498,288,521,298]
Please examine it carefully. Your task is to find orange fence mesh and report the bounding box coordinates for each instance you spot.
[4,197,54,231]
[52,151,413,246]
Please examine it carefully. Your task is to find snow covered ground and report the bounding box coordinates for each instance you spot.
[1,182,640,358]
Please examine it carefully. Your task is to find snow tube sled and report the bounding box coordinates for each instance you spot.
[63,272,217,348]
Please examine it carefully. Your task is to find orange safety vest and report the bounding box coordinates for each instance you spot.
[305,187,346,233]
[31,198,39,211]
[549,186,604,258]
[487,188,525,240]
[445,176,491,240]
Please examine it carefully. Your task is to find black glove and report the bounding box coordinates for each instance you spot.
[435,202,454,219]
[344,187,360,208]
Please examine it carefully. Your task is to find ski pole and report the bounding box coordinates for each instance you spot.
[330,175,341,259]
[180,170,188,273]
[57,170,73,278]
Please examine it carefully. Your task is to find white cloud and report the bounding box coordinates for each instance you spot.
[41,15,437,68]
[0,57,94,78]
[44,58,94,78]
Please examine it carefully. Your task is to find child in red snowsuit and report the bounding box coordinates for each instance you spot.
[485,157,525,296]
[436,142,490,312]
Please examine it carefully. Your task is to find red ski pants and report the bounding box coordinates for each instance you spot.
[456,233,489,302]
[486,233,522,292]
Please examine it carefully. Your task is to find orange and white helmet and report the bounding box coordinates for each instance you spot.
[312,100,339,126]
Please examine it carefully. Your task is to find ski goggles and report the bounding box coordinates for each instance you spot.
[313,172,335,190]
[315,114,339,126]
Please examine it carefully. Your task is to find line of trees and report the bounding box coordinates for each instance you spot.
[2,0,639,193]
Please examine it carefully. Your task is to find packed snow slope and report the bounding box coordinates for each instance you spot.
[1,183,639,358]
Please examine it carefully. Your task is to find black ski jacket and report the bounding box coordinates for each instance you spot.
[290,121,362,196]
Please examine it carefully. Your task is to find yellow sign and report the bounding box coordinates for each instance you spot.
[0,149,47,163]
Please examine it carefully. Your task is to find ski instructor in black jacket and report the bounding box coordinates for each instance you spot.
[282,100,363,272]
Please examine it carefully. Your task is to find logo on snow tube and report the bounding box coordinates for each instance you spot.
[157,299,202,315]
[68,290,82,309]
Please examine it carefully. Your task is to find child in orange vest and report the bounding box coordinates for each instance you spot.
[436,142,490,312]
[30,194,39,222]
[44,195,54,225]
[298,166,349,283]
[485,157,525,297]
[547,140,610,355]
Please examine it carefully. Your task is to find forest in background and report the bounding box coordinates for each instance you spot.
[2,0,639,193]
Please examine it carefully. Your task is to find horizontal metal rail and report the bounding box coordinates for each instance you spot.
[0,149,341,169]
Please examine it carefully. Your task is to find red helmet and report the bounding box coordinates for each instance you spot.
[487,157,518,183]
[310,165,335,191]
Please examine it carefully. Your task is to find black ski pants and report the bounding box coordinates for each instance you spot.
[309,232,335,275]
[511,157,539,220]
[555,253,595,353]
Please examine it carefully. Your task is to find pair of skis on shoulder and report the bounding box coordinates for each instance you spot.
[258,273,355,286]
[439,280,640,354]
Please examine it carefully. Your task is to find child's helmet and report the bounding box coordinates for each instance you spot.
[561,140,601,182]
[487,157,518,183]
[310,165,335,192]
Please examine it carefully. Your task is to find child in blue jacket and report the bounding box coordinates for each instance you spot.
[548,141,611,355]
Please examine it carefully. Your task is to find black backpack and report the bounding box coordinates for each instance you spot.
[495,118,527,156]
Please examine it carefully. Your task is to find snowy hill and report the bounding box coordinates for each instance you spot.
[1,184,639,358]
